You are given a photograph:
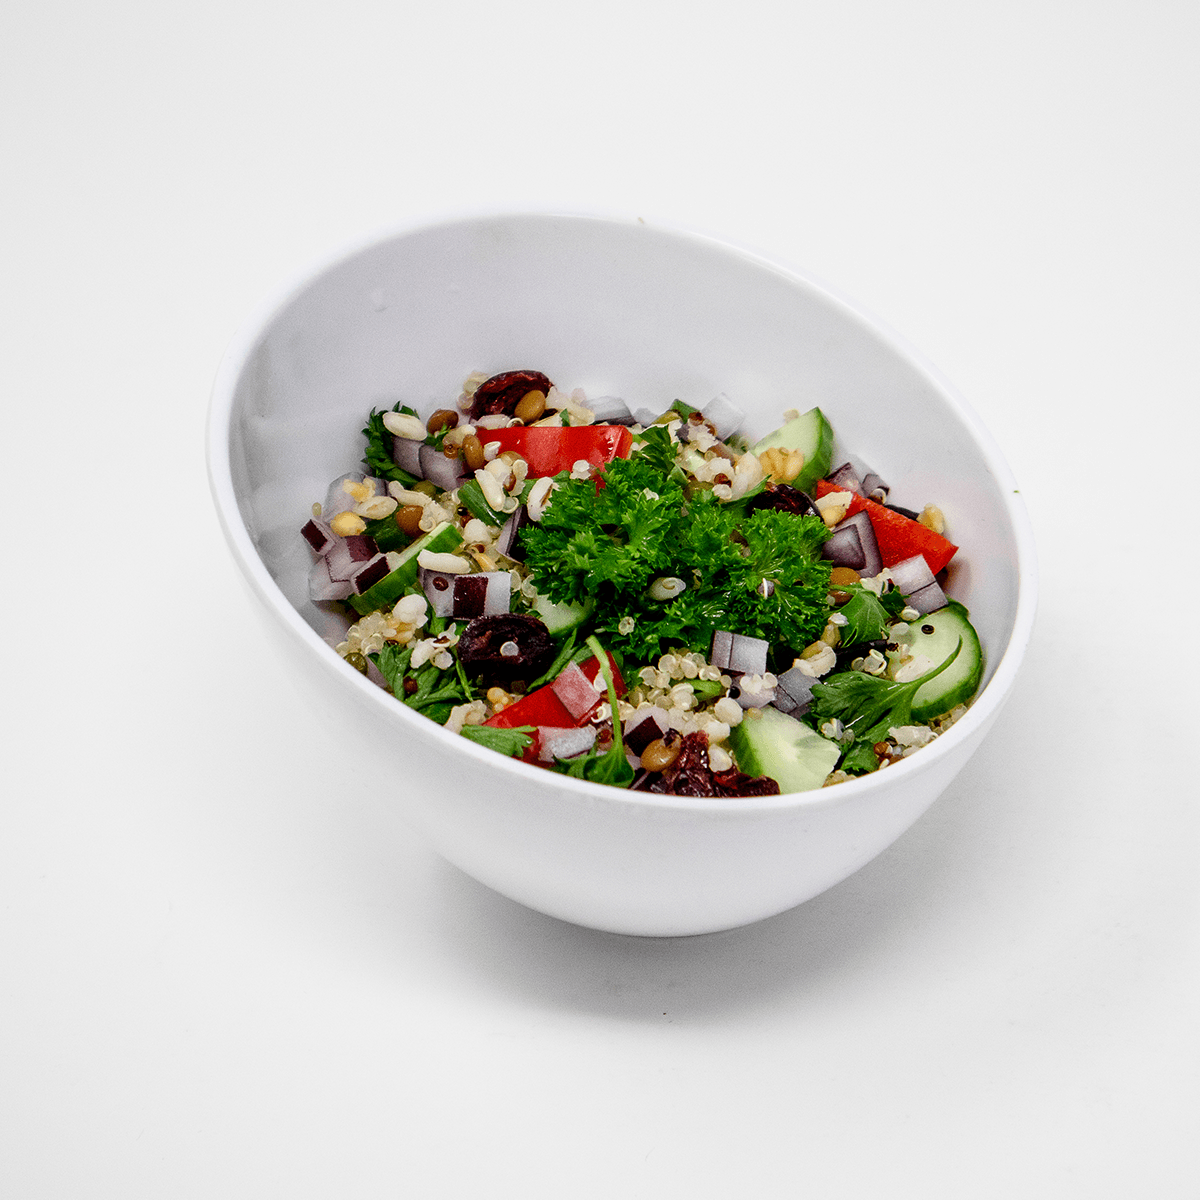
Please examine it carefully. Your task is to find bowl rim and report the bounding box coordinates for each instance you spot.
[207,206,1038,816]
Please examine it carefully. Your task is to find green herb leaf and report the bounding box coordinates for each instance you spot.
[363,404,422,485]
[520,456,832,661]
[459,724,536,757]
[810,640,962,767]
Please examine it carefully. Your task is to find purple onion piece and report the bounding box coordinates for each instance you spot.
[307,558,352,602]
[326,534,380,581]
[419,567,458,616]
[888,553,936,596]
[418,443,467,492]
[588,395,636,425]
[772,667,816,717]
[495,507,529,561]
[823,511,883,578]
[301,517,334,555]
[391,434,424,478]
[709,630,769,677]
[860,472,889,503]
[699,392,745,440]
[727,633,770,676]
[452,571,511,619]
[537,724,598,763]
[623,708,669,757]
[747,484,820,519]
[905,580,948,616]
[350,554,390,594]
[710,630,734,672]
[826,462,865,496]
[551,662,602,723]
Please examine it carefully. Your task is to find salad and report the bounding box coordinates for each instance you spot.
[301,370,983,796]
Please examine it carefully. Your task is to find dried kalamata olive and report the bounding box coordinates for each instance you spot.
[457,614,554,683]
[747,483,820,519]
[634,731,780,798]
[469,370,554,421]
[710,768,781,798]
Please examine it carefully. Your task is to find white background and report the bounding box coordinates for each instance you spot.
[3,2,1197,1196]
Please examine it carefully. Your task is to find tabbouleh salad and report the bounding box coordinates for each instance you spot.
[300,370,983,796]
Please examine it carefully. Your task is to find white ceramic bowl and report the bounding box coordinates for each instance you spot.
[208,211,1036,937]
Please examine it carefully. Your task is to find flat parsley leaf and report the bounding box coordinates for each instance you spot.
[362,404,421,486]
[459,724,536,757]
[836,584,904,645]
[810,640,962,771]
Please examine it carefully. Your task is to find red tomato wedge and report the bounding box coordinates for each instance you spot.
[814,479,957,575]
[477,425,633,477]
[484,652,626,764]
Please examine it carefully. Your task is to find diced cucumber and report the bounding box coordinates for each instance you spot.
[727,706,841,793]
[751,407,835,493]
[348,521,462,614]
[886,600,983,721]
[533,593,593,636]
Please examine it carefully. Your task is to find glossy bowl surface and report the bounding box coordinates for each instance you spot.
[208,211,1036,936]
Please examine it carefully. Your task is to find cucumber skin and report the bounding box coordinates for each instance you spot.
[348,522,462,614]
[751,407,835,494]
[893,600,984,721]
[728,706,841,793]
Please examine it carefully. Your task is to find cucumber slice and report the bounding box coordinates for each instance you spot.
[751,407,834,493]
[728,706,841,793]
[347,521,462,614]
[533,593,593,636]
[887,600,983,721]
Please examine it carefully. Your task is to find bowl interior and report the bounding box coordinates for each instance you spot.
[216,212,1028,781]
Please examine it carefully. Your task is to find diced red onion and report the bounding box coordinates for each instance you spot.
[624,708,669,758]
[391,434,424,478]
[537,724,598,763]
[709,630,769,676]
[551,661,603,722]
[772,667,816,716]
[350,554,390,594]
[710,630,733,671]
[888,553,935,595]
[495,507,529,561]
[307,557,352,602]
[823,511,883,578]
[826,462,864,495]
[326,534,380,581]
[418,444,467,492]
[905,580,948,615]
[700,392,744,440]
[588,395,636,425]
[860,472,889,503]
[451,572,511,619]
[419,567,457,617]
[301,517,334,555]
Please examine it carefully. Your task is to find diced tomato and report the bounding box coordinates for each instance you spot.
[814,479,957,575]
[484,652,626,764]
[477,425,633,478]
